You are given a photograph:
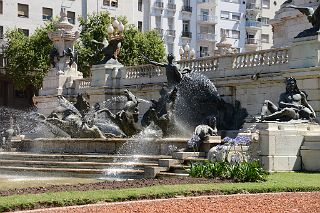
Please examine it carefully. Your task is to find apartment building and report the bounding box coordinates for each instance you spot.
[245,0,284,51]
[145,0,283,59]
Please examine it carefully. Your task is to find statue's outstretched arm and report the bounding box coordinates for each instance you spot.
[143,55,165,67]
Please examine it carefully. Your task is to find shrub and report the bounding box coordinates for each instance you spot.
[189,160,268,182]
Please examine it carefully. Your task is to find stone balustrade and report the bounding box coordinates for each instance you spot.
[122,64,165,79]
[233,48,289,69]
[74,78,91,94]
[118,48,288,80]
[178,56,219,73]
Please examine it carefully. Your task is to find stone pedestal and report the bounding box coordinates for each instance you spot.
[300,134,320,171]
[35,68,83,116]
[289,33,320,69]
[89,59,124,107]
[253,121,320,171]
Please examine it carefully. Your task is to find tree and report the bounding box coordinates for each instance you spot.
[77,12,166,77]
[118,26,166,66]
[4,22,55,90]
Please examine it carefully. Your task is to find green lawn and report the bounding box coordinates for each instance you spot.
[0,172,320,212]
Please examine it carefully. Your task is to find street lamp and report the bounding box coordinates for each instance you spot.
[107,16,124,40]
[179,43,195,60]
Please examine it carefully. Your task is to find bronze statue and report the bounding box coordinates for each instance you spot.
[63,47,78,67]
[286,3,320,37]
[261,77,316,121]
[144,54,184,88]
[95,89,141,137]
[92,38,122,64]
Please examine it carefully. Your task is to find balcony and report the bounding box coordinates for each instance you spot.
[167,3,176,10]
[197,15,218,25]
[197,33,216,42]
[245,38,260,45]
[182,31,192,38]
[246,3,261,10]
[166,29,175,37]
[181,6,192,13]
[154,1,164,9]
[197,0,217,6]
[245,20,262,30]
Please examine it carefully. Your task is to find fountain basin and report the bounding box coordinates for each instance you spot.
[13,136,221,155]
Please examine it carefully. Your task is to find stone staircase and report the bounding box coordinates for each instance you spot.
[144,151,208,178]
[144,136,222,178]
[0,152,170,179]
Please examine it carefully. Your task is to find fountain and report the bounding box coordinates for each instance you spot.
[3,3,320,181]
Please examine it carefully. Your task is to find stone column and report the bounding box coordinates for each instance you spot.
[88,59,124,108]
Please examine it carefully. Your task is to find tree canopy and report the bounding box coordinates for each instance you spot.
[4,22,55,90]
[77,11,166,77]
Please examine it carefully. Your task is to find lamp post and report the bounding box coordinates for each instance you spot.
[179,43,195,60]
[106,16,125,60]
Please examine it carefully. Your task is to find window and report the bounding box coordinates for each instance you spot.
[261,17,270,25]
[200,26,209,34]
[19,28,29,36]
[183,20,190,32]
[231,12,241,20]
[138,21,142,32]
[103,0,118,7]
[231,30,240,39]
[67,11,75,24]
[262,0,270,8]
[42,7,53,21]
[220,11,229,19]
[183,0,190,6]
[221,28,230,37]
[261,34,269,43]
[155,16,161,28]
[168,17,174,30]
[201,9,209,21]
[200,46,209,57]
[0,26,3,39]
[0,0,3,14]
[138,0,142,11]
[18,3,29,18]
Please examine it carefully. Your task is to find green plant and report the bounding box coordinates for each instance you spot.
[189,161,268,182]
[5,21,56,90]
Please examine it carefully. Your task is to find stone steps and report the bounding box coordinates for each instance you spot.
[0,165,144,179]
[0,152,168,163]
[0,159,158,169]
[0,152,171,179]
[145,152,208,178]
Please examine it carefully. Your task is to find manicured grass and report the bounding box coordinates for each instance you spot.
[0,172,320,212]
